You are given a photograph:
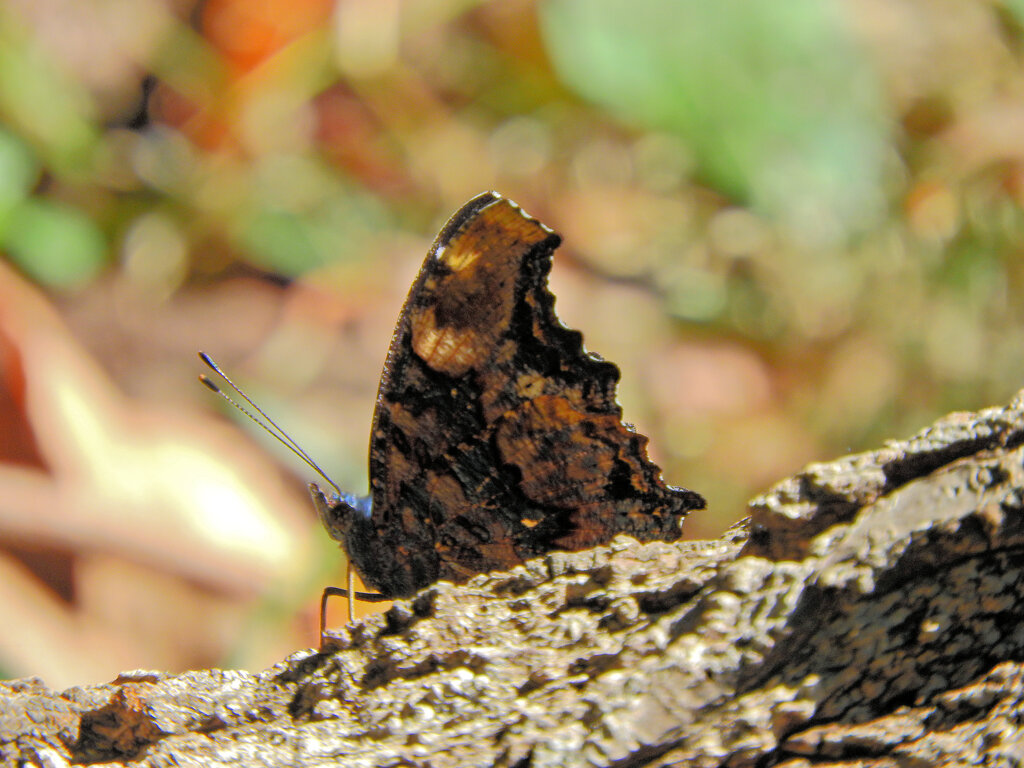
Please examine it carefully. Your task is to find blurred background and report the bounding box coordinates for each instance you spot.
[2,0,1024,689]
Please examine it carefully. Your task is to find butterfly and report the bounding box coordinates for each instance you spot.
[309,192,705,618]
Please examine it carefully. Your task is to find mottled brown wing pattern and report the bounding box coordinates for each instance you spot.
[315,192,704,598]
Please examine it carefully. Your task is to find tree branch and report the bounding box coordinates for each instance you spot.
[4,390,1024,766]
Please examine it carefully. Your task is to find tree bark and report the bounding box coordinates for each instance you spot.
[4,390,1024,767]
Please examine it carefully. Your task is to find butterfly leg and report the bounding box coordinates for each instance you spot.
[318,570,391,648]
[319,586,347,648]
[347,562,356,623]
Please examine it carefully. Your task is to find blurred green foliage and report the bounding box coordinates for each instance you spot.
[237,159,393,273]
[5,196,106,287]
[0,8,97,176]
[541,0,890,245]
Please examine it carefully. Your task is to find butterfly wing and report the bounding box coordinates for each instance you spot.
[346,192,704,598]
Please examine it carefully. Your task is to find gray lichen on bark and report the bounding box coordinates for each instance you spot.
[4,390,1024,767]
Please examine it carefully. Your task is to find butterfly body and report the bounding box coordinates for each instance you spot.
[314,192,704,599]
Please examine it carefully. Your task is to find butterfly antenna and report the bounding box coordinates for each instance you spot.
[198,352,342,497]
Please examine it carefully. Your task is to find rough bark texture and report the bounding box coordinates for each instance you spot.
[4,391,1024,767]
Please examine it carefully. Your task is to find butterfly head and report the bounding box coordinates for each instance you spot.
[309,483,372,543]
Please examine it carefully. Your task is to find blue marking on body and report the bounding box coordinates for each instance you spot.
[338,491,373,519]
